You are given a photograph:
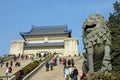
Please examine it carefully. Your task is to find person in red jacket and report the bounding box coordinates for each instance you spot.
[80,73,86,80]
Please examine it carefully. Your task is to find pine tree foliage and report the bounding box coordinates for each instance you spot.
[108,1,120,73]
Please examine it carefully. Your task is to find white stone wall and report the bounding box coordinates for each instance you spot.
[24,34,69,43]
[64,38,79,56]
[10,40,24,56]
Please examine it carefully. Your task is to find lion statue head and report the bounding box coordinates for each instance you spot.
[82,14,111,49]
[83,14,107,33]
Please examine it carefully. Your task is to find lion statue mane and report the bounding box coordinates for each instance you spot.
[82,14,112,74]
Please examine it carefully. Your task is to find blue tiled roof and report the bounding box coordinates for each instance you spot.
[24,42,64,48]
[20,25,71,36]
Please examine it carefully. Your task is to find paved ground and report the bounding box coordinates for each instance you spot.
[30,56,83,80]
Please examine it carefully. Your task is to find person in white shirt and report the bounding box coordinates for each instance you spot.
[64,66,71,80]
[6,68,9,80]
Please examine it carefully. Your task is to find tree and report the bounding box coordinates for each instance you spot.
[108,1,120,73]
[109,1,120,24]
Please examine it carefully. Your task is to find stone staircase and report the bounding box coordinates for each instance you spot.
[0,56,83,80]
[29,56,83,80]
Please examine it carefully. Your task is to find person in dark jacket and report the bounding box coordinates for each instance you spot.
[59,57,62,64]
[67,59,71,67]
[54,58,57,66]
[71,59,74,67]
[73,66,78,80]
[45,62,49,71]
[10,60,13,67]
[49,60,53,70]
[6,62,9,67]
[17,70,24,80]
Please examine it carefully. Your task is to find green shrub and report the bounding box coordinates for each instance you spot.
[22,60,39,75]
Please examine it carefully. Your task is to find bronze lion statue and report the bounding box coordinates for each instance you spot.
[82,14,112,74]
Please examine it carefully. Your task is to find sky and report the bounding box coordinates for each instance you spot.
[0,0,117,56]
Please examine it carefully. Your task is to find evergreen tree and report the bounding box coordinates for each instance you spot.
[108,1,120,73]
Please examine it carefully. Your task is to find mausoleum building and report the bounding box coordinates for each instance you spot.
[10,25,79,56]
